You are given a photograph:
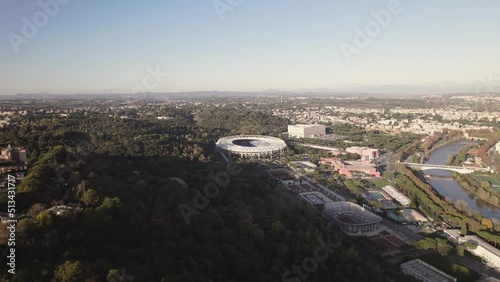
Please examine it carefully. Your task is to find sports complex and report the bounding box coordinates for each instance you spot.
[323,201,382,234]
[216,135,287,158]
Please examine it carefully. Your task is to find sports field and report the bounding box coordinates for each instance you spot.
[371,235,407,252]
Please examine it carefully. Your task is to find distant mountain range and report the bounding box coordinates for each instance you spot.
[1,84,498,100]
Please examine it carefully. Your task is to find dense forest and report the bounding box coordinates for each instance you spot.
[195,107,288,135]
[0,107,383,281]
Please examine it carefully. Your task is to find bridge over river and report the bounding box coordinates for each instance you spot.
[402,162,491,174]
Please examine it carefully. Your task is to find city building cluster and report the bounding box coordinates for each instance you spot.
[273,103,497,135]
[0,144,27,164]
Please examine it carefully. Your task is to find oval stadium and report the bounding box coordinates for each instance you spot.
[216,135,287,158]
[323,201,382,235]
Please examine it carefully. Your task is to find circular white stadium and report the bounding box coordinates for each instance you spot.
[323,201,382,234]
[216,135,287,158]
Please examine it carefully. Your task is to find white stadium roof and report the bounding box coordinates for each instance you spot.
[216,135,287,154]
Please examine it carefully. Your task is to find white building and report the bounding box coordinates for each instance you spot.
[401,259,457,282]
[382,185,411,206]
[288,124,326,138]
[495,141,500,154]
[443,229,500,270]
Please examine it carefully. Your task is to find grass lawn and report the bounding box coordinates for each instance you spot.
[419,253,480,282]
[369,178,390,188]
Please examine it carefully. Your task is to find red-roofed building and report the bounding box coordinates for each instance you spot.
[321,157,380,178]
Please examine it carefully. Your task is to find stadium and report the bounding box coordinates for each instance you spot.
[216,135,287,158]
[323,201,382,235]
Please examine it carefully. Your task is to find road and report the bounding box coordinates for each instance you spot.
[450,255,500,279]
[381,218,423,242]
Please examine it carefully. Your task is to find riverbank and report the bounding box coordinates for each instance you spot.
[424,141,500,220]
[394,163,500,246]
[419,136,466,164]
[451,172,500,208]
[445,145,500,209]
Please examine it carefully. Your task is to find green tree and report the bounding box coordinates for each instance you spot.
[461,223,468,235]
[436,239,452,256]
[252,227,265,242]
[464,241,478,250]
[36,210,54,226]
[53,260,86,282]
[27,203,45,218]
[481,218,494,229]
[481,181,491,189]
[17,164,51,192]
[271,220,285,236]
[81,189,102,207]
[97,197,122,214]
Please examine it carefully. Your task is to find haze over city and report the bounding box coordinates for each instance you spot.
[1,0,500,95]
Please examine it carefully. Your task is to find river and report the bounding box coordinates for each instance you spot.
[425,141,500,220]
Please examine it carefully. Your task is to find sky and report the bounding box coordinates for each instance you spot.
[0,0,499,95]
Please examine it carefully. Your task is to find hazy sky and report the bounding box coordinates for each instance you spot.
[1,0,499,95]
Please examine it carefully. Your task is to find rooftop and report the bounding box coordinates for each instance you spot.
[401,259,457,282]
[289,124,325,128]
[298,192,333,205]
[444,229,500,258]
